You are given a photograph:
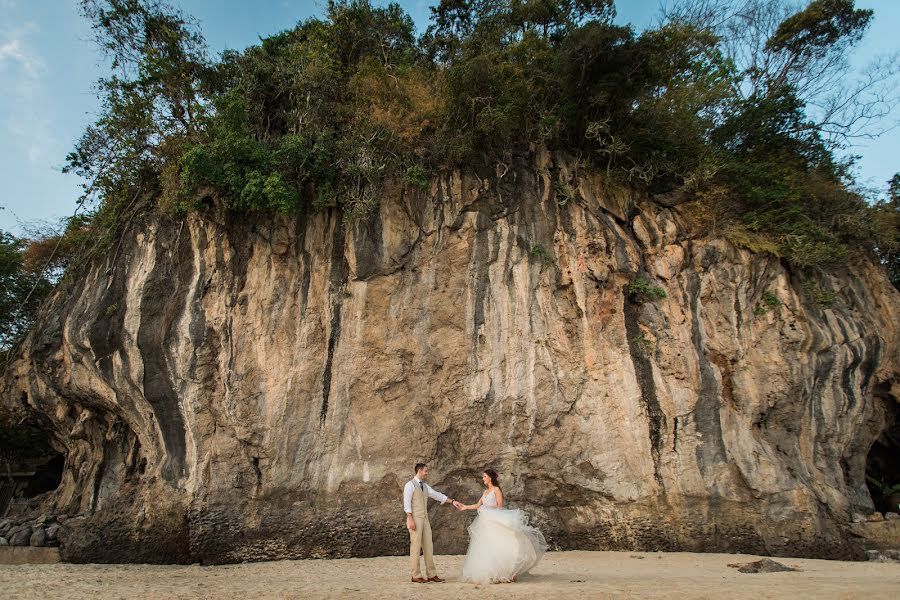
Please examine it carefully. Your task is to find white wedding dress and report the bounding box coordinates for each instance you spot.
[460,489,548,583]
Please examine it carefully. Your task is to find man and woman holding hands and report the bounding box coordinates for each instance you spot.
[403,463,547,584]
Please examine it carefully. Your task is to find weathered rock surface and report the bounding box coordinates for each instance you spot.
[850,519,900,552]
[2,155,898,564]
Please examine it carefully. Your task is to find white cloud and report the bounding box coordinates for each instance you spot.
[0,23,58,164]
[0,37,42,77]
[0,23,44,80]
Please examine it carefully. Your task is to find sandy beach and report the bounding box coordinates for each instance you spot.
[1,550,898,599]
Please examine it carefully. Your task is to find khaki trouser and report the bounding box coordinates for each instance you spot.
[409,484,436,579]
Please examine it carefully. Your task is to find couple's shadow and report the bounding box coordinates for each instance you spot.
[442,572,560,585]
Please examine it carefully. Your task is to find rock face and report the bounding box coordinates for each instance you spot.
[2,154,898,564]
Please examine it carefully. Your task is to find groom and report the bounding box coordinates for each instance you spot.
[403,463,461,583]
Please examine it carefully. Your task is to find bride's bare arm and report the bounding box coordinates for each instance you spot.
[461,493,484,511]
[494,488,503,508]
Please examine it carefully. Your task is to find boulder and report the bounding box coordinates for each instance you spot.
[9,527,32,547]
[29,527,47,547]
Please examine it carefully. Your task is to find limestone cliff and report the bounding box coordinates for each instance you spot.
[2,153,898,563]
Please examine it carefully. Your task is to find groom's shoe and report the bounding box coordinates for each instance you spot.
[411,577,428,583]
[427,576,446,583]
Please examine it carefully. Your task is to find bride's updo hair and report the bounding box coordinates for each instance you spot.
[484,469,501,490]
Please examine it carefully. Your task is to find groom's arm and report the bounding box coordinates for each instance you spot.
[425,483,454,506]
[403,481,416,531]
[403,481,414,514]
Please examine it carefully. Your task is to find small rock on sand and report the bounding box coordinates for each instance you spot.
[727,558,799,573]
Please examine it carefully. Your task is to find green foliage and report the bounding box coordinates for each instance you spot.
[766,0,872,61]
[870,173,900,289]
[631,333,655,353]
[170,1,425,215]
[174,92,302,212]
[763,290,782,308]
[555,181,576,206]
[802,281,837,308]
[0,231,54,354]
[67,0,211,211]
[628,276,667,301]
[724,224,782,256]
[755,290,783,316]
[403,165,430,190]
[867,474,900,497]
[530,244,552,265]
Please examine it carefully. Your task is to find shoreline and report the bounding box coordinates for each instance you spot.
[1,550,898,599]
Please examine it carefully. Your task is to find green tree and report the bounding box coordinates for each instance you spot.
[66,0,212,215]
[872,174,900,288]
[667,0,894,145]
[0,231,54,355]
[174,1,426,217]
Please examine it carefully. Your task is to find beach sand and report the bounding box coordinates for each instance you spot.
[1,550,898,599]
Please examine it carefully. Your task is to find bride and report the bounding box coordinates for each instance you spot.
[455,469,547,583]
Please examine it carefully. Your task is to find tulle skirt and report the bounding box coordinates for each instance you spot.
[461,507,548,584]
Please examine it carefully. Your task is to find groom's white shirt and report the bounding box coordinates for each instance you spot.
[403,476,449,513]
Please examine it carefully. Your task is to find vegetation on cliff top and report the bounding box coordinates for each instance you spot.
[56,1,900,268]
[68,0,898,269]
[2,0,898,355]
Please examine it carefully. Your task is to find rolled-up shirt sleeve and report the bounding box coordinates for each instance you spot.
[403,481,414,513]
[426,483,448,504]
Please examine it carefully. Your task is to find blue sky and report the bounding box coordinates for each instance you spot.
[0,1,897,236]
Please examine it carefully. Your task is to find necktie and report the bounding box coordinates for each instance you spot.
[419,481,424,491]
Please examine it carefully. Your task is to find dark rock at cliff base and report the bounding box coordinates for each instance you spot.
[29,527,47,547]
[9,527,33,547]
[59,495,191,564]
[866,549,900,563]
